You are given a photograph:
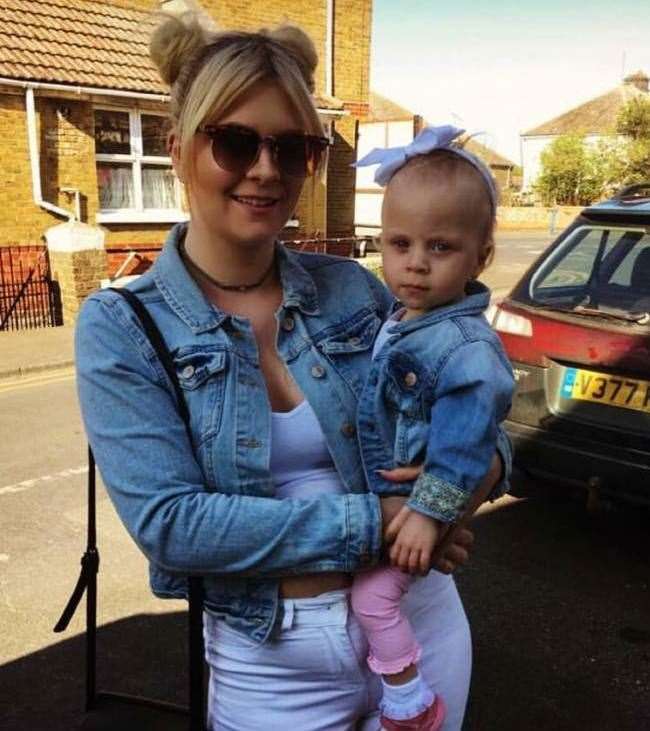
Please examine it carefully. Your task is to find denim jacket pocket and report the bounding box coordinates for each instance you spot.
[174,347,228,445]
[384,353,427,419]
[318,311,379,355]
[318,311,381,394]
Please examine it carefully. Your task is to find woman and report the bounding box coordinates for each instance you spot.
[76,12,508,730]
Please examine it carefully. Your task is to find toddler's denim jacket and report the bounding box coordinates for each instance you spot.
[75,224,512,643]
[357,281,515,523]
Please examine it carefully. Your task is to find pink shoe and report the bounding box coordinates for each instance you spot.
[380,695,446,731]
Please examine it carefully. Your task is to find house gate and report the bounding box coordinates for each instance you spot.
[0,246,62,331]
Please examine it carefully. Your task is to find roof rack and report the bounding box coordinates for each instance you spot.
[612,183,650,204]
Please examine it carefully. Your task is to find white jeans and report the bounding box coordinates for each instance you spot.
[204,572,471,731]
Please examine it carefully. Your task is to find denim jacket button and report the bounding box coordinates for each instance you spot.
[341,422,356,438]
[311,365,325,378]
[281,317,295,331]
[404,371,418,387]
[181,365,195,379]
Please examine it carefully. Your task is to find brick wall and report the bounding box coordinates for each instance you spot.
[201,0,328,94]
[49,247,108,322]
[41,99,99,223]
[106,245,163,278]
[333,0,372,105]
[0,94,57,246]
[327,116,357,236]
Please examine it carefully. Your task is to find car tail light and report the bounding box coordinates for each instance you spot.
[490,302,548,367]
[490,305,533,337]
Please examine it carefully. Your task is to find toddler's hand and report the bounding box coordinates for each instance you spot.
[389,509,441,576]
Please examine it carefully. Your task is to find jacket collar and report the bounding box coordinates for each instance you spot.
[152,223,320,334]
[388,280,491,336]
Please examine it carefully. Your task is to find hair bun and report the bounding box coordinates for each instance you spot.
[263,25,318,93]
[149,12,207,87]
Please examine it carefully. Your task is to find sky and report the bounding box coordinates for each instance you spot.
[370,0,650,165]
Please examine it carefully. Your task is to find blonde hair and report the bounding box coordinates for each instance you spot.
[390,150,498,272]
[149,12,325,179]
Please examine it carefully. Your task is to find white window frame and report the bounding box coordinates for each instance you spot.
[94,106,188,224]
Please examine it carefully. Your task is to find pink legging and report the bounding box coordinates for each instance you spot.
[351,565,420,675]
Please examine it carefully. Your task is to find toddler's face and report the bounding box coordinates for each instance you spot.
[380,174,486,320]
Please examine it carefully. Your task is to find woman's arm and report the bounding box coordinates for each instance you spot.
[76,294,382,578]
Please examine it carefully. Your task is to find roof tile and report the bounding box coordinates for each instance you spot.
[0,0,346,107]
[524,83,649,136]
[0,0,164,94]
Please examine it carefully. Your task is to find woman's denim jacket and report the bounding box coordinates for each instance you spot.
[76,223,512,643]
[357,281,515,524]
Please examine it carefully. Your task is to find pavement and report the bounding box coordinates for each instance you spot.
[0,324,75,381]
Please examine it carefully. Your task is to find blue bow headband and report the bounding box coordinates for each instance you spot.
[354,125,498,211]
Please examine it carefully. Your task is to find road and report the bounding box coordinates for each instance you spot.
[1,377,648,729]
[1,230,648,729]
[485,230,556,298]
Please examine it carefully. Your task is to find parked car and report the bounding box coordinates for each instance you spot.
[490,184,650,506]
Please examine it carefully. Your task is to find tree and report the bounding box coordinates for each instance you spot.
[617,96,650,140]
[615,97,650,186]
[535,134,608,205]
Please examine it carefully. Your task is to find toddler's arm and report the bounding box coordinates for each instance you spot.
[408,339,514,524]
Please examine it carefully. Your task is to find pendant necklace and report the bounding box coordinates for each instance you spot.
[179,240,276,292]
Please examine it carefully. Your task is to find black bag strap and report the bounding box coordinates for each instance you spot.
[54,287,205,731]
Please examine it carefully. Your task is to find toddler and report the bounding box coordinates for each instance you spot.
[352,125,515,731]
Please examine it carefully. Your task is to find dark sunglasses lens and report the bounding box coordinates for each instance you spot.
[211,128,259,172]
[277,135,327,177]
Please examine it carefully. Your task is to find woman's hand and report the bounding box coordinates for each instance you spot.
[379,496,408,536]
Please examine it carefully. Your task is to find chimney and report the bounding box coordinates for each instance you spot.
[624,70,649,93]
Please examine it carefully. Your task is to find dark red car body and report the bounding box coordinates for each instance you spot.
[491,186,650,505]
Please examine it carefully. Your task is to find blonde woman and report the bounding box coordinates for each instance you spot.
[75,12,507,730]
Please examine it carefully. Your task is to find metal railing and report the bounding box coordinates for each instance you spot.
[281,235,376,256]
[0,247,61,331]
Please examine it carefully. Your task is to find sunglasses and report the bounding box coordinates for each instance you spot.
[197,124,331,178]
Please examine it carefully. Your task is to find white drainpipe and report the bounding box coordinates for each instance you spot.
[25,87,74,221]
[326,0,334,97]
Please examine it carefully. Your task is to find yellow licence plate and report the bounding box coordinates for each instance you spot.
[561,367,650,414]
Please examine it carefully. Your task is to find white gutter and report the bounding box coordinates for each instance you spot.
[1,77,169,103]
[25,87,73,220]
[0,76,345,115]
[325,0,334,97]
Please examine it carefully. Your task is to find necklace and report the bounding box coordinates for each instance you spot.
[180,240,276,292]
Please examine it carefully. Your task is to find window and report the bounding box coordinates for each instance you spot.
[94,109,187,223]
[529,225,649,312]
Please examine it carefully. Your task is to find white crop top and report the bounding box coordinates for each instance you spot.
[270,400,346,499]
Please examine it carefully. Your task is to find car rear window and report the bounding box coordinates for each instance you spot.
[529,225,650,314]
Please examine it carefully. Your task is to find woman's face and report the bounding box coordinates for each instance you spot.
[177,81,307,250]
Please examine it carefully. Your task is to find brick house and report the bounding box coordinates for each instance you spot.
[521,71,650,191]
[0,0,372,326]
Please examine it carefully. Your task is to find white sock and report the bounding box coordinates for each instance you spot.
[380,672,435,721]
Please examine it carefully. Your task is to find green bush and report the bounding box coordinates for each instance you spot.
[535,134,608,205]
